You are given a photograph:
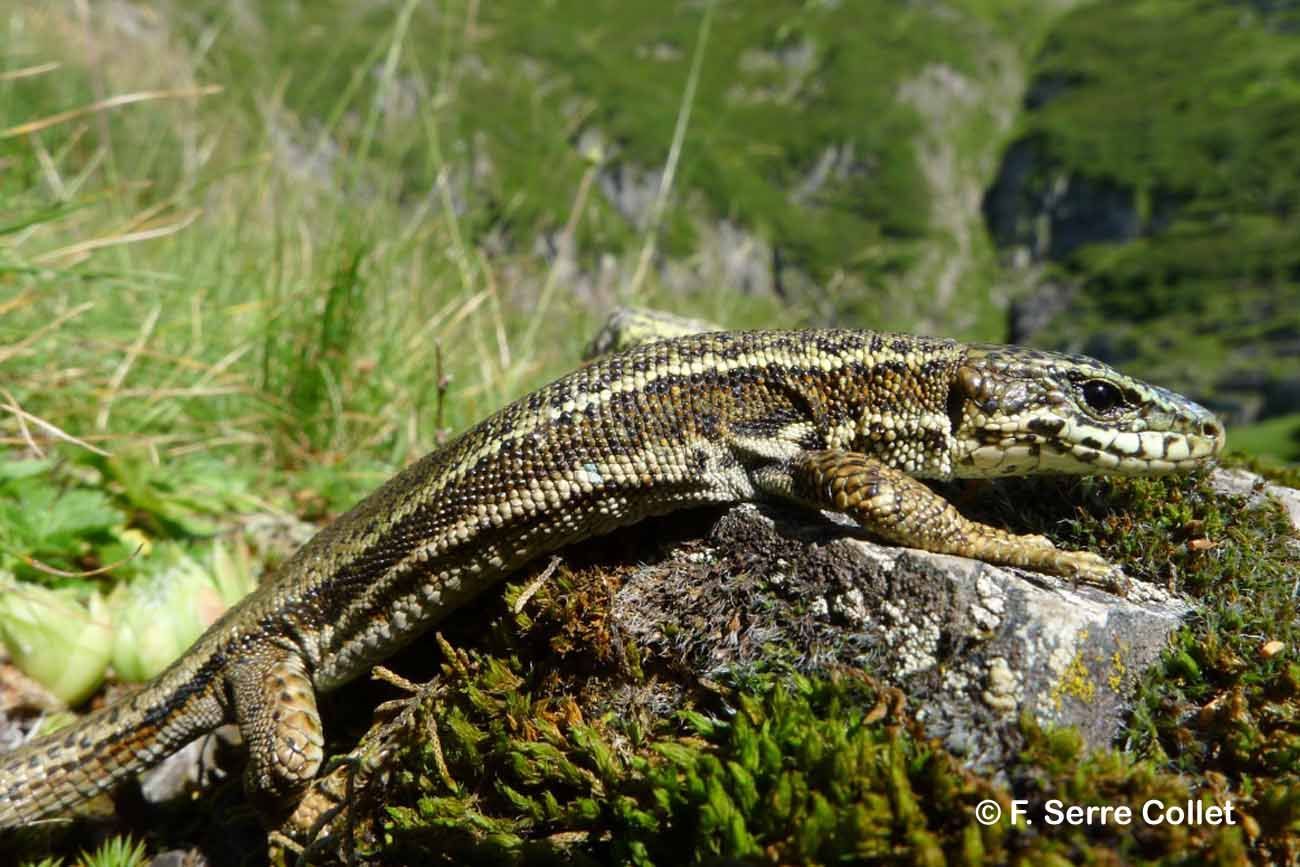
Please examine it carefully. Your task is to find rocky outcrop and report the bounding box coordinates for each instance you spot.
[614,464,1300,769]
[612,502,1192,770]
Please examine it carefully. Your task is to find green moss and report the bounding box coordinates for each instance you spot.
[373,655,1011,866]
[15,834,148,867]
[970,468,1299,857]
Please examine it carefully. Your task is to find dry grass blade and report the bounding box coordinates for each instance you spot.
[513,555,563,614]
[0,62,61,82]
[626,0,716,299]
[0,292,36,317]
[0,85,223,140]
[96,305,161,431]
[520,159,600,352]
[24,544,143,579]
[33,208,202,264]
[0,301,93,365]
[0,388,111,457]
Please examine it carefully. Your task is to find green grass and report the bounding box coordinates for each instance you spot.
[1231,414,1300,465]
[2,4,559,491]
[22,836,148,867]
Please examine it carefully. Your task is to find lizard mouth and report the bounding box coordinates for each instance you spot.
[1055,415,1225,474]
[954,415,1225,477]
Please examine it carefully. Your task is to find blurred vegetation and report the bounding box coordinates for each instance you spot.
[1233,413,1300,465]
[990,0,1300,444]
[1,0,1298,863]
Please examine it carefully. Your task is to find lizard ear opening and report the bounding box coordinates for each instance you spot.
[947,365,982,433]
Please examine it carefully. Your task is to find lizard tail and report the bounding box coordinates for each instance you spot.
[0,673,224,829]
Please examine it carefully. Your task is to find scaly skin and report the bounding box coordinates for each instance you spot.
[0,328,1224,828]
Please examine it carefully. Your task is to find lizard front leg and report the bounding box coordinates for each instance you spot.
[753,449,1118,586]
[226,645,325,820]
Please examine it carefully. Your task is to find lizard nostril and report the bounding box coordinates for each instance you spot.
[1200,420,1222,440]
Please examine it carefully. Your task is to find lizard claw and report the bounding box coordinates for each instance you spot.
[1057,549,1128,593]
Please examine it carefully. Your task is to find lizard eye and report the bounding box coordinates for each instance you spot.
[1081,379,1124,414]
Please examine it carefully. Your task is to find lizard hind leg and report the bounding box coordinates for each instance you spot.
[226,645,325,820]
[752,449,1119,587]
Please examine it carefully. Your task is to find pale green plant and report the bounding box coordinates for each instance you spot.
[0,571,113,705]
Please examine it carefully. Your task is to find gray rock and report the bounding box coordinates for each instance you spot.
[138,724,239,806]
[1009,276,1079,345]
[148,850,207,867]
[1209,467,1300,534]
[1268,483,1300,533]
[598,161,664,231]
[983,137,1175,266]
[614,504,1190,771]
[1209,467,1263,499]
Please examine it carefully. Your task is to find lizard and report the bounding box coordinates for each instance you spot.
[0,325,1225,829]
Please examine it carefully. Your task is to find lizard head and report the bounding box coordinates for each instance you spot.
[947,344,1225,478]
